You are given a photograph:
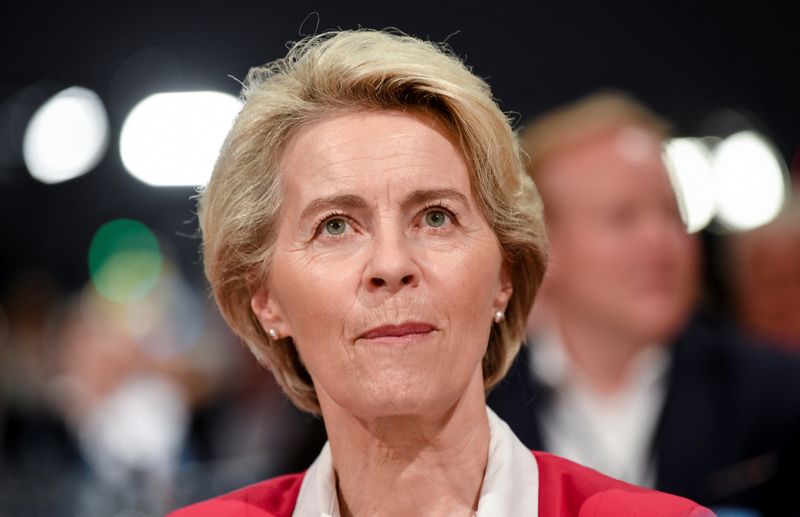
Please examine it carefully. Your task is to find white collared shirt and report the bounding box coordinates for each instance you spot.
[531,328,670,487]
[292,407,539,517]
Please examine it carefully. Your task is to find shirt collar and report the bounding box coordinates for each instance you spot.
[292,407,538,517]
[528,326,670,394]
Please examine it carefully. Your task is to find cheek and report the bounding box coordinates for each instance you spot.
[270,253,358,341]
[563,237,626,282]
[426,242,503,330]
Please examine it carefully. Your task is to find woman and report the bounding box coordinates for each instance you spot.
[170,30,712,516]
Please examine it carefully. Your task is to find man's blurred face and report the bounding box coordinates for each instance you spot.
[541,126,699,343]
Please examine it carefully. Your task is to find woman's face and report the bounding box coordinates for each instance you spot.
[252,111,512,419]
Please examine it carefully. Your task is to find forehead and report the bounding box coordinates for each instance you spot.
[278,110,471,202]
[541,127,675,210]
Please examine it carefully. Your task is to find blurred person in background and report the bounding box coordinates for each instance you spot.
[723,196,800,350]
[168,30,712,517]
[0,272,201,517]
[488,92,800,517]
[0,264,325,517]
[51,281,192,516]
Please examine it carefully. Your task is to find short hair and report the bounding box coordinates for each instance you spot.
[519,92,671,209]
[199,29,548,413]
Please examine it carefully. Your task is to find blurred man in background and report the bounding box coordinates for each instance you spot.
[488,92,800,517]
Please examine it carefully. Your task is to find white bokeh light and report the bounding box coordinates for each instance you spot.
[713,131,787,231]
[120,91,241,186]
[663,138,717,233]
[23,87,109,184]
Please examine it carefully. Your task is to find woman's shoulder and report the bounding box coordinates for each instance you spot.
[533,452,714,516]
[165,472,305,517]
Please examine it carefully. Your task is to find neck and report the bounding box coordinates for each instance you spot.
[556,312,651,394]
[319,369,489,517]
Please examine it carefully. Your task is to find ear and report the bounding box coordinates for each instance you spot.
[493,263,514,312]
[251,287,292,339]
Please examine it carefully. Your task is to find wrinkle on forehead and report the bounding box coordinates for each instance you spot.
[278,110,471,208]
[281,108,460,162]
[540,127,679,223]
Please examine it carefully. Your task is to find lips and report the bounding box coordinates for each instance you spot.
[359,322,436,340]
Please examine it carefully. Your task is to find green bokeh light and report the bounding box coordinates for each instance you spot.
[88,219,163,303]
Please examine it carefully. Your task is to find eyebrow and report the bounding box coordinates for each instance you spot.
[402,188,470,210]
[300,194,369,221]
[299,188,470,221]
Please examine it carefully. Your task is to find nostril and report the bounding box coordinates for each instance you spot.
[371,277,387,288]
[401,274,414,285]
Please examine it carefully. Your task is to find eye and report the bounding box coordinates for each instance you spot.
[323,217,348,235]
[425,210,447,227]
[423,208,453,228]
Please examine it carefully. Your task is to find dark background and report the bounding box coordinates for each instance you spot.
[1,0,798,296]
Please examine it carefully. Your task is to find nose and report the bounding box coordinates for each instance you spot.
[363,230,420,293]
[638,210,687,261]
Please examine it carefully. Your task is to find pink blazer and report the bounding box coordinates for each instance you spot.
[167,451,714,516]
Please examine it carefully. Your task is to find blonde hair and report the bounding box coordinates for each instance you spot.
[519,92,670,199]
[200,29,548,413]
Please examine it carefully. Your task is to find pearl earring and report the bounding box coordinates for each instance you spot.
[268,328,280,340]
[493,310,505,324]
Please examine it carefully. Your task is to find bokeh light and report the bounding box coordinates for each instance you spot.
[88,219,163,303]
[119,91,240,186]
[663,131,788,233]
[663,138,717,233]
[22,86,109,184]
[713,131,787,231]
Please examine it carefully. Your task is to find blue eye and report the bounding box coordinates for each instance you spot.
[324,218,347,235]
[424,210,449,227]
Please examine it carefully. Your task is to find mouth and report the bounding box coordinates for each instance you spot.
[358,322,437,343]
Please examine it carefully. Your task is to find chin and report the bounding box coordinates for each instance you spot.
[340,378,465,420]
[633,310,689,343]
[627,292,689,334]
